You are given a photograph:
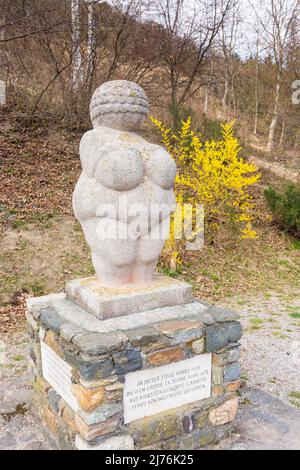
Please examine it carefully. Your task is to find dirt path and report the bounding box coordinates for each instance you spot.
[0,332,47,450]
[248,155,300,184]
[224,292,300,407]
[212,387,300,450]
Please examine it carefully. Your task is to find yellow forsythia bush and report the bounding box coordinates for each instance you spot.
[150,116,260,265]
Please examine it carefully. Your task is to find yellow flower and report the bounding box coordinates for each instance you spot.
[150,116,260,264]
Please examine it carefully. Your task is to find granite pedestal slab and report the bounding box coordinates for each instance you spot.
[27,290,242,450]
[65,274,193,319]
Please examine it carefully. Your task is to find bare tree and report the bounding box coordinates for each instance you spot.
[85,0,96,84]
[71,0,83,91]
[253,32,260,135]
[0,14,5,41]
[257,0,300,152]
[219,0,241,118]
[104,0,145,79]
[0,0,70,43]
[152,0,234,125]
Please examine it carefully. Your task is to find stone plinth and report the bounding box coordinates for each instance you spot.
[27,291,242,450]
[65,275,193,319]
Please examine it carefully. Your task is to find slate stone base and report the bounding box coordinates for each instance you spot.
[26,291,242,450]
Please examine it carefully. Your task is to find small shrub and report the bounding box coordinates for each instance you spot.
[168,102,199,131]
[200,117,223,141]
[151,116,260,266]
[265,184,300,237]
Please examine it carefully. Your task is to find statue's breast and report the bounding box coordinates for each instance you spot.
[94,146,144,192]
[80,130,176,193]
[142,145,177,190]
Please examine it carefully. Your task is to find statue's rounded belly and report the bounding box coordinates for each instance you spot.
[73,173,174,240]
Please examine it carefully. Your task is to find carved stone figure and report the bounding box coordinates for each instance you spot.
[73,80,177,287]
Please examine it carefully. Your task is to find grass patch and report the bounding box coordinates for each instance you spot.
[289,391,300,400]
[290,399,300,409]
[12,355,25,362]
[278,260,290,267]
[249,318,264,329]
[25,280,46,297]
[240,372,249,382]
[15,339,29,346]
[291,239,300,250]
[160,266,183,278]
[30,210,60,228]
[11,220,28,230]
[272,331,288,339]
[289,313,300,319]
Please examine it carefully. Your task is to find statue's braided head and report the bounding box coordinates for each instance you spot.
[90,80,149,131]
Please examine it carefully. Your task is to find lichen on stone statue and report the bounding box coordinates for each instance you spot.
[73,80,177,287]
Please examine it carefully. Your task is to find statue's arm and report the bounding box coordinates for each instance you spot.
[143,144,177,190]
[79,130,103,178]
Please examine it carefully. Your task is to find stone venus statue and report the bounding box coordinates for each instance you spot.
[28,78,241,451]
[73,80,177,287]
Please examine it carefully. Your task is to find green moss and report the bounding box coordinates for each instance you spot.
[13,355,25,362]
[272,331,288,339]
[290,313,300,319]
[289,399,300,409]
[289,391,300,400]
[250,318,264,326]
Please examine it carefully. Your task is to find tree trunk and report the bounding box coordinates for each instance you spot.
[170,67,180,129]
[222,79,229,116]
[254,53,259,135]
[0,16,5,41]
[22,0,30,17]
[267,77,280,152]
[280,120,285,147]
[204,89,209,116]
[231,82,236,118]
[294,129,300,150]
[71,0,83,91]
[87,1,95,84]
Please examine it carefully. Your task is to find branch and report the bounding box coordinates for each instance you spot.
[30,61,72,115]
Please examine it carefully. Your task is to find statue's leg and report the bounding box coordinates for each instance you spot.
[132,217,170,284]
[132,238,165,284]
[91,219,137,286]
[92,252,134,286]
